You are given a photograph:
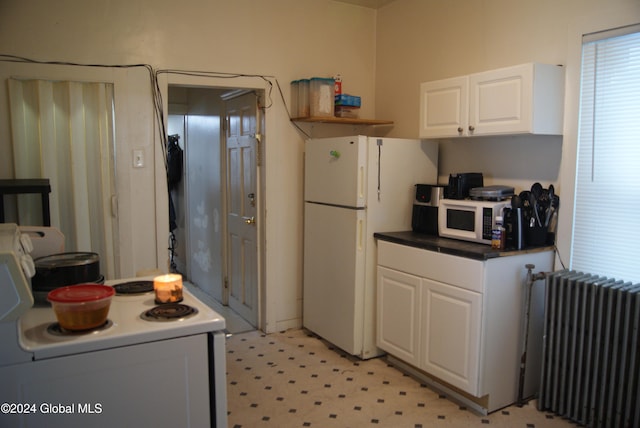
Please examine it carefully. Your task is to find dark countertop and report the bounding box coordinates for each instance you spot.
[374,231,554,261]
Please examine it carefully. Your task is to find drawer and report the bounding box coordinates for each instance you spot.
[377,241,484,293]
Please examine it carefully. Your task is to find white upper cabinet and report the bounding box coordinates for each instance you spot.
[419,76,469,138]
[419,63,564,138]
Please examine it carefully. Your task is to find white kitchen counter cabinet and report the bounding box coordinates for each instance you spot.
[421,277,482,395]
[376,240,554,414]
[419,63,564,138]
[377,267,422,367]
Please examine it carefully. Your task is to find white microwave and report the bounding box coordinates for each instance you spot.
[438,198,510,245]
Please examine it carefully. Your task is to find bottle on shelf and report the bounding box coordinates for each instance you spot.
[492,216,506,250]
[333,74,342,97]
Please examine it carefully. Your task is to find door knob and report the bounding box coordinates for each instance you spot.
[243,216,256,225]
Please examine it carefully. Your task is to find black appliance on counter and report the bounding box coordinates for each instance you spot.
[505,183,560,249]
[447,172,484,200]
[31,252,103,303]
[411,184,445,235]
[504,204,525,250]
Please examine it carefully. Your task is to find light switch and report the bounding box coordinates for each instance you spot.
[133,149,144,168]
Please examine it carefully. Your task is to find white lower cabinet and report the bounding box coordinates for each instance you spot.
[377,267,422,367]
[377,264,482,396]
[376,240,553,413]
[421,278,482,395]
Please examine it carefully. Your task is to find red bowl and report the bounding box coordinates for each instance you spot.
[47,284,114,331]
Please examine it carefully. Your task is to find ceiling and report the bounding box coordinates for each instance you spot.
[334,0,397,9]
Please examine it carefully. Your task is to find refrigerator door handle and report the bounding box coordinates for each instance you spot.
[358,218,364,251]
[376,138,383,201]
[358,166,364,200]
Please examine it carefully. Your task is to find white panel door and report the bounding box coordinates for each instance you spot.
[377,266,422,366]
[225,93,258,327]
[304,136,367,207]
[303,202,366,355]
[421,278,482,395]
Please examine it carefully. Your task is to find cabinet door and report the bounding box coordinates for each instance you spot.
[419,76,468,138]
[421,278,482,396]
[468,64,533,136]
[377,266,422,366]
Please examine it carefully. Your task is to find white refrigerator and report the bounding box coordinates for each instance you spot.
[303,135,438,359]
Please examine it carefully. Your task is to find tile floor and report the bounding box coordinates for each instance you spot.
[185,282,255,334]
[225,328,578,428]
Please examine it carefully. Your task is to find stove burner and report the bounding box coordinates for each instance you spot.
[113,280,154,295]
[141,303,198,322]
[47,320,114,336]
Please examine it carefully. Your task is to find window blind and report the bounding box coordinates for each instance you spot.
[571,26,640,283]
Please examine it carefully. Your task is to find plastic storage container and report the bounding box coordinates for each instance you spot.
[48,284,114,331]
[298,79,310,118]
[309,77,335,117]
[290,80,299,118]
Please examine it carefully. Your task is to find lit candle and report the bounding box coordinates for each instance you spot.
[153,274,183,304]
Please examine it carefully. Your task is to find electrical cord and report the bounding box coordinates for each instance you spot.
[273,77,311,138]
[553,245,567,270]
[1,54,311,168]
[1,54,314,279]
[155,68,311,138]
[156,68,276,108]
[0,53,169,172]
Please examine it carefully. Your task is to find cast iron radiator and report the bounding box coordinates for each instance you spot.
[538,269,640,427]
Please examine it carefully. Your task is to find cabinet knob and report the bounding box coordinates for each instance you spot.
[457,127,463,133]
[468,125,475,132]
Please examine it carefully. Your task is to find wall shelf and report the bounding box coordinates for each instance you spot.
[292,116,394,126]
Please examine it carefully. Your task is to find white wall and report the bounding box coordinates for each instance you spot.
[376,0,640,266]
[0,0,377,332]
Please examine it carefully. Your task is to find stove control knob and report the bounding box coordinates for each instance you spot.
[20,233,34,253]
[21,254,36,278]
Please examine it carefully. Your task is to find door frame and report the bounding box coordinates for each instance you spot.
[159,73,268,332]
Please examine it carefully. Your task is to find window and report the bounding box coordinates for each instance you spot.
[571,25,640,283]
